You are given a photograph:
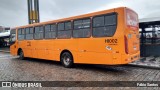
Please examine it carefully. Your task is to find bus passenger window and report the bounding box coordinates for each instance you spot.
[65,22,72,30]
[26,27,34,40]
[26,28,30,34]
[74,20,82,29]
[57,22,72,39]
[30,27,34,34]
[105,14,117,26]
[58,23,64,31]
[45,24,56,39]
[93,16,104,27]
[34,26,44,40]
[18,29,22,35]
[18,28,25,40]
[51,24,56,31]
[73,18,91,38]
[93,13,117,37]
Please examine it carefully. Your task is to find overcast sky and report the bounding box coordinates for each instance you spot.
[0,0,160,27]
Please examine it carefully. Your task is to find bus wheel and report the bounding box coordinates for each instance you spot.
[61,52,74,68]
[19,50,25,60]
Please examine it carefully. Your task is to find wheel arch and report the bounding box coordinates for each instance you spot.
[17,48,23,55]
[60,49,74,62]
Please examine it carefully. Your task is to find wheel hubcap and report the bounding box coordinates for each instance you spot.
[63,55,71,65]
[20,51,23,58]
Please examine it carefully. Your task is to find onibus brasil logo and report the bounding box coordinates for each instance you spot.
[2,82,42,88]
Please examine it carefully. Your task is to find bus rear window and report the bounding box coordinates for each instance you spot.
[93,13,117,37]
[126,9,139,29]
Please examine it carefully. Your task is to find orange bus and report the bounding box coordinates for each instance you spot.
[10,7,140,68]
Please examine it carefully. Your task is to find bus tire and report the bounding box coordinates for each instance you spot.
[61,52,74,68]
[19,50,25,60]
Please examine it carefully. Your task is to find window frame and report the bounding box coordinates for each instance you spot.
[65,21,72,30]
[58,22,65,31]
[44,24,57,39]
[73,17,91,38]
[92,15,105,28]
[18,28,25,40]
[34,25,44,40]
[25,27,34,40]
[92,12,118,38]
[57,21,72,39]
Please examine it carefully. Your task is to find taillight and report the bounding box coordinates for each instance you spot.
[124,36,129,54]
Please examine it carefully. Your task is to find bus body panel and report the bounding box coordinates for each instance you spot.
[54,39,79,61]
[10,44,17,56]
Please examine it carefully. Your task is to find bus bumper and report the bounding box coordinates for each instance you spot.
[121,51,140,65]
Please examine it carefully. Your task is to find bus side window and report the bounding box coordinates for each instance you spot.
[73,18,91,38]
[51,24,57,38]
[26,27,34,40]
[29,27,34,40]
[34,26,44,40]
[92,13,117,37]
[18,28,25,40]
[45,24,56,39]
[57,22,72,39]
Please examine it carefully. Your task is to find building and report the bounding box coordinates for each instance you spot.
[139,17,160,56]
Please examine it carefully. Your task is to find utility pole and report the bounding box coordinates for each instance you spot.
[27,0,40,24]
